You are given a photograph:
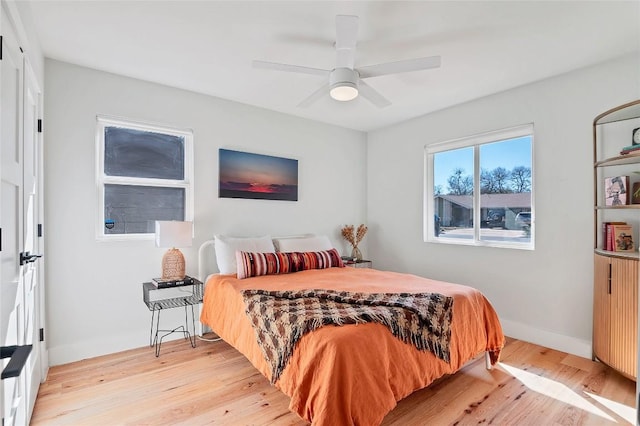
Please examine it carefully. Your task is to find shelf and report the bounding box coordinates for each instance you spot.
[595,153,640,167]
[142,280,203,311]
[594,100,640,125]
[595,248,640,260]
[595,205,640,210]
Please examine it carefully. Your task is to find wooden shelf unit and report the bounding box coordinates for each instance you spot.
[592,100,640,381]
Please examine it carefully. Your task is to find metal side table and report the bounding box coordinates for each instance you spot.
[142,279,203,356]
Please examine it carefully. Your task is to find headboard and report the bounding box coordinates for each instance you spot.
[198,239,217,283]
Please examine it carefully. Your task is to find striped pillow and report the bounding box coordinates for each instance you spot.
[236,248,344,279]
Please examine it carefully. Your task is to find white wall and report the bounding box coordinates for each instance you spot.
[367,54,640,358]
[44,60,367,365]
[44,52,640,365]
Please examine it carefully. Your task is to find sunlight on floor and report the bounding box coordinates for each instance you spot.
[499,363,620,423]
[586,392,635,424]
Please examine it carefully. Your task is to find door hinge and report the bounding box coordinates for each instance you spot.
[37,119,43,133]
[38,223,43,237]
[39,328,45,342]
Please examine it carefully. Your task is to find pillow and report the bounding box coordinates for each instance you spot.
[273,235,333,252]
[214,235,275,274]
[236,248,344,279]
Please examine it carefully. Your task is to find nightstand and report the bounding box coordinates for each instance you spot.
[142,277,203,356]
[344,259,372,268]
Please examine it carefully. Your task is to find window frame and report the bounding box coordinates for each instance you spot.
[95,115,194,241]
[424,123,534,250]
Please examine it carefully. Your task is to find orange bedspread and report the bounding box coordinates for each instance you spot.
[200,267,504,425]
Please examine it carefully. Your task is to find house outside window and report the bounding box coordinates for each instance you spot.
[425,124,534,249]
[96,116,194,239]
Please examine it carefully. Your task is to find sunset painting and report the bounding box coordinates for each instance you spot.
[219,149,298,201]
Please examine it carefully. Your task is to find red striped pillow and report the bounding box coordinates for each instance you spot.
[235,248,344,279]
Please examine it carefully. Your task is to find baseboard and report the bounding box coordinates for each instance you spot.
[47,330,184,366]
[501,318,592,360]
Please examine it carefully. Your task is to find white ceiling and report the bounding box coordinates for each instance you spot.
[26,1,640,132]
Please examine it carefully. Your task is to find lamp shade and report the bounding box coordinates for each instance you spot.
[155,221,193,248]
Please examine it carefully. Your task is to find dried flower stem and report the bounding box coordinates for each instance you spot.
[341,224,368,248]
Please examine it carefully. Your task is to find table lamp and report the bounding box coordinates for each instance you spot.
[155,220,193,280]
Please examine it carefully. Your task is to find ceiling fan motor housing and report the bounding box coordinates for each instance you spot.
[329,68,359,101]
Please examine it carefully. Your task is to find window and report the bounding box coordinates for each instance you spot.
[96,117,193,239]
[425,124,534,249]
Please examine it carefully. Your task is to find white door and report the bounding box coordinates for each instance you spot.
[1,8,26,425]
[0,8,43,425]
[22,57,43,421]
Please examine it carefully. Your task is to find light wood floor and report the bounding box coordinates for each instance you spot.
[31,335,636,425]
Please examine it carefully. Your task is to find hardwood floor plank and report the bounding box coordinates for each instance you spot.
[32,335,636,425]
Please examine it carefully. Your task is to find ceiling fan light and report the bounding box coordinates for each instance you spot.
[330,82,358,101]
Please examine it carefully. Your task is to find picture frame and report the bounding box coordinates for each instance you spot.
[613,224,635,252]
[632,182,640,204]
[604,176,629,206]
[218,148,298,201]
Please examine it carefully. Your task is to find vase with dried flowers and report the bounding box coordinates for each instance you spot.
[341,224,368,261]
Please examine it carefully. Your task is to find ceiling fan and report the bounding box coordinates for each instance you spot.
[253,15,441,108]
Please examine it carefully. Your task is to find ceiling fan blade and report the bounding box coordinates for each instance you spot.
[358,80,391,108]
[297,83,328,108]
[357,55,441,79]
[335,15,358,69]
[252,60,329,76]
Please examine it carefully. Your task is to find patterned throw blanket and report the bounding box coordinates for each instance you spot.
[242,289,454,383]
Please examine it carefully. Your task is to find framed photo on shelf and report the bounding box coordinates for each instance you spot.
[632,182,640,204]
[604,176,629,206]
[612,224,635,252]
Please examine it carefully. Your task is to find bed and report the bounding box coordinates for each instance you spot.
[198,236,504,425]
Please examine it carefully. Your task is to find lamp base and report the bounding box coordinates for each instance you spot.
[162,248,186,280]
